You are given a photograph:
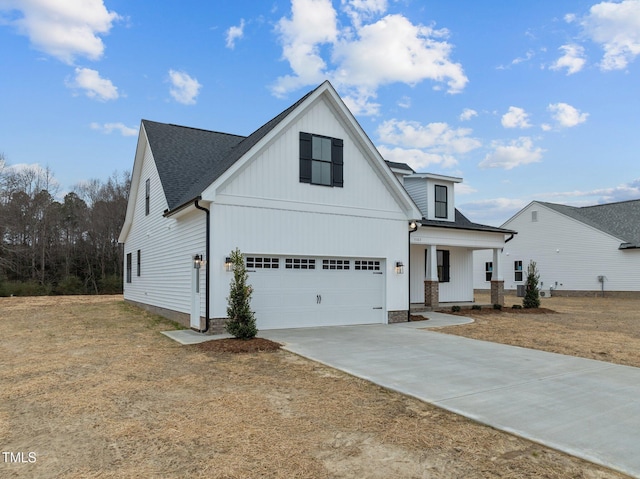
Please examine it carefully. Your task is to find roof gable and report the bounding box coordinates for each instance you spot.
[538,200,640,249]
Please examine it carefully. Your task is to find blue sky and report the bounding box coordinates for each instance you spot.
[1,0,639,225]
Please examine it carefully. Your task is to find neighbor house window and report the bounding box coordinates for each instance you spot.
[514,260,523,282]
[437,249,450,282]
[126,253,132,283]
[145,178,150,216]
[299,132,343,187]
[485,262,493,282]
[531,210,538,222]
[435,185,448,218]
[137,250,141,277]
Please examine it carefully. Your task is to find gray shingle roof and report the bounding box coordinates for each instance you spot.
[538,200,640,249]
[144,85,318,211]
[420,209,516,235]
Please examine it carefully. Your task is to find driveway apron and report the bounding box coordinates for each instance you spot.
[261,317,640,478]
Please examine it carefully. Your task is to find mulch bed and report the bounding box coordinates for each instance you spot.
[409,314,430,321]
[441,307,557,315]
[194,337,282,354]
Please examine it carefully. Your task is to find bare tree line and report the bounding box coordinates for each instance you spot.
[0,153,129,296]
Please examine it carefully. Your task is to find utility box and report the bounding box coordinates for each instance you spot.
[516,285,525,297]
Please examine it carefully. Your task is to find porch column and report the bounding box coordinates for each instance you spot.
[424,244,439,308]
[491,248,504,306]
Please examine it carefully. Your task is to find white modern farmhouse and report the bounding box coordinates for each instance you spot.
[119,81,514,332]
[473,200,640,297]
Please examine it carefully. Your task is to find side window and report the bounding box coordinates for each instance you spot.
[485,262,493,282]
[299,132,343,187]
[437,249,450,282]
[514,260,523,282]
[435,185,447,218]
[126,253,132,283]
[137,250,141,277]
[145,178,150,216]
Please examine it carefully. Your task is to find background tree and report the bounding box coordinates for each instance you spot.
[225,248,258,339]
[0,155,130,296]
[523,260,541,309]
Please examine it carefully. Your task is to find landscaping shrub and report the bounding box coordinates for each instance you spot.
[523,260,541,309]
[493,303,502,310]
[225,248,258,340]
[472,305,482,310]
[512,304,523,309]
[451,305,461,312]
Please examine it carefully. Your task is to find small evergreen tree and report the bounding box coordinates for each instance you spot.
[522,260,541,309]
[225,248,257,339]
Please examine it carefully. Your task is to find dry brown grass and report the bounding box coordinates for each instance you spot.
[440,293,640,368]
[0,295,631,478]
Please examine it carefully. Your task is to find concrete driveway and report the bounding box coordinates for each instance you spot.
[261,313,640,478]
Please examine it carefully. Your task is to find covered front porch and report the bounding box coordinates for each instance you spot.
[409,221,513,310]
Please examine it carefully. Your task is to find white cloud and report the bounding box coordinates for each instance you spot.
[543,178,640,204]
[378,119,481,153]
[459,108,477,121]
[580,0,640,70]
[501,106,531,129]
[455,182,477,195]
[479,137,544,170]
[67,67,119,101]
[397,95,411,108]
[90,122,137,136]
[168,70,202,105]
[226,19,245,49]
[273,1,467,115]
[550,44,586,74]
[0,0,120,64]
[548,102,588,127]
[377,119,481,171]
[378,145,458,171]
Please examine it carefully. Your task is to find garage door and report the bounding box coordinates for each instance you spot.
[246,256,385,330]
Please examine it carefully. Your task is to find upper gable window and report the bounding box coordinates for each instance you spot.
[299,132,343,187]
[145,178,150,216]
[435,185,448,218]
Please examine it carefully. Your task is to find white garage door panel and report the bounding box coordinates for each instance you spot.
[248,257,385,330]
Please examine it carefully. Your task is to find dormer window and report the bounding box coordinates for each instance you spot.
[299,132,343,187]
[435,185,447,218]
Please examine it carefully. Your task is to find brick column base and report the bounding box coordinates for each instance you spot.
[424,280,439,308]
[491,280,504,306]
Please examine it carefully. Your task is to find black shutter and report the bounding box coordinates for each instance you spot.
[299,132,312,183]
[332,138,343,187]
[443,250,450,282]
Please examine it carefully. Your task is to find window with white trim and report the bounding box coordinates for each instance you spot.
[299,132,344,187]
[435,185,448,219]
[514,260,523,282]
[485,262,493,282]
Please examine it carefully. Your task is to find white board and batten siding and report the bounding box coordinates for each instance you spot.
[122,142,206,317]
[473,202,640,293]
[205,96,411,328]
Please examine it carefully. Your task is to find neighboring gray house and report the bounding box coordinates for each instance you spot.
[473,200,640,297]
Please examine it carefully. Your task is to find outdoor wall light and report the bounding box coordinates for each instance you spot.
[193,254,203,269]
[395,261,404,274]
[224,256,233,272]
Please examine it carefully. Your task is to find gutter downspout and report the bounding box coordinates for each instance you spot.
[194,199,210,333]
[408,221,419,321]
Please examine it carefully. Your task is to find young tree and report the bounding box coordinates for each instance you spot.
[225,248,257,339]
[523,260,541,309]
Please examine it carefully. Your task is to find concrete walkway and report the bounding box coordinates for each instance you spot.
[256,314,640,478]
